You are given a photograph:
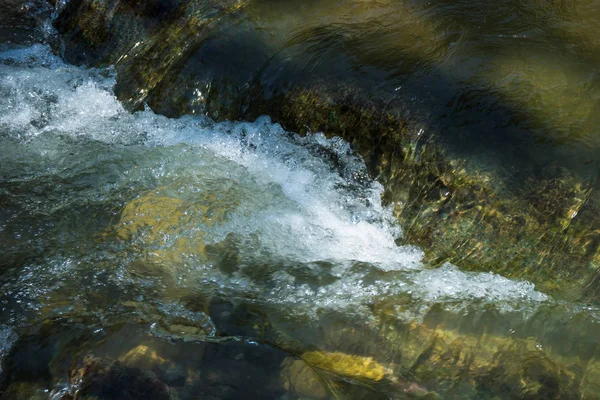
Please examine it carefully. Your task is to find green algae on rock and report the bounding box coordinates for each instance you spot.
[4,30,600,400]
[374,303,600,399]
[47,0,600,302]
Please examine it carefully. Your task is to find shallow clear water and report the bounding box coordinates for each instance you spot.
[2,43,600,399]
[255,0,600,175]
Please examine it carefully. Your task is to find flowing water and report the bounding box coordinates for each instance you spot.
[2,1,600,399]
[1,42,599,400]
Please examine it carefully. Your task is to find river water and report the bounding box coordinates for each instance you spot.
[1,42,599,399]
[1,2,600,400]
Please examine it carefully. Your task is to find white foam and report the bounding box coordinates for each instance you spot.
[412,263,548,303]
[0,44,550,319]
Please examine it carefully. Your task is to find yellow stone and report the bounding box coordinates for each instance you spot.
[113,186,240,264]
[119,344,167,370]
[300,351,390,382]
[116,195,184,241]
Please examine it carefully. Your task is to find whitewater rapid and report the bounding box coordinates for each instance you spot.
[0,44,551,347]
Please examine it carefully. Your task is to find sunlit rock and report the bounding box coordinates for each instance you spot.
[300,351,390,382]
[477,50,600,147]
[119,344,168,371]
[113,186,239,267]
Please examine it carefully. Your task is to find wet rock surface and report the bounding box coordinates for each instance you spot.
[5,302,596,399]
[45,0,600,301]
[3,1,600,399]
[0,319,297,399]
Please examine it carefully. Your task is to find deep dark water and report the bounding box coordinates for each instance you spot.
[2,1,600,399]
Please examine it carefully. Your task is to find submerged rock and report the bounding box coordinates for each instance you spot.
[300,351,390,382]
[68,356,172,400]
[111,184,239,280]
[0,381,48,400]
[2,307,599,400]
[281,358,330,399]
[0,319,298,399]
[295,351,434,398]
[119,344,169,371]
[369,302,600,399]
[45,0,600,301]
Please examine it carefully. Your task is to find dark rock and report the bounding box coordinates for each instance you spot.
[70,357,171,400]
[0,0,53,44]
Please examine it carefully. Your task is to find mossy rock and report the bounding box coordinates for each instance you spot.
[367,302,600,399]
[51,0,600,302]
[300,351,390,382]
[111,185,239,268]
